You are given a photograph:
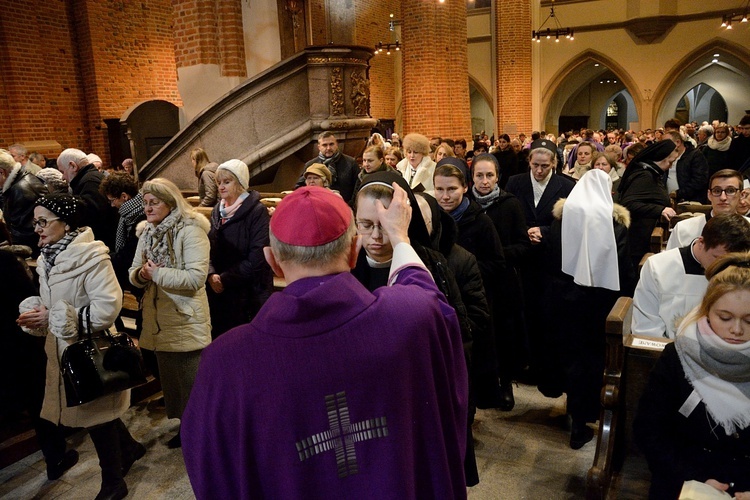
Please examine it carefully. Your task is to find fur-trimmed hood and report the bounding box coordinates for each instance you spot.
[552,197,630,228]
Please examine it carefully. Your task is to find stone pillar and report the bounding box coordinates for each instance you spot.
[494,0,532,137]
[401,0,471,139]
[326,0,356,44]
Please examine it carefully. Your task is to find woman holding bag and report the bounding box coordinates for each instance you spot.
[17,194,145,500]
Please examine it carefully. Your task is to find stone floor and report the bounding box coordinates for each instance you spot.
[0,383,650,499]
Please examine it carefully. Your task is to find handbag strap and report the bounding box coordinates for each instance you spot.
[77,305,91,341]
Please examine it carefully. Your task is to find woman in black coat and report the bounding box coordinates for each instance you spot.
[470,153,531,409]
[618,139,679,269]
[635,253,750,499]
[491,134,520,188]
[434,159,507,410]
[207,160,273,338]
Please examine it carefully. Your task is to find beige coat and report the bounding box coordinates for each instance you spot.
[26,228,128,428]
[129,214,212,352]
[396,156,436,197]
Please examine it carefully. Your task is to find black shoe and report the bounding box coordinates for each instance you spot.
[167,433,181,449]
[122,442,147,476]
[570,425,595,450]
[95,479,128,500]
[498,383,515,411]
[47,449,79,480]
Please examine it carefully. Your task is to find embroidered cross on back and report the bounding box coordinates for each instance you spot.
[295,391,389,478]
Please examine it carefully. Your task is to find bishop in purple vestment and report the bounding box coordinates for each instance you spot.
[182,185,468,499]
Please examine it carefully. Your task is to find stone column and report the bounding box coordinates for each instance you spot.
[401,0,471,139]
[494,0,532,137]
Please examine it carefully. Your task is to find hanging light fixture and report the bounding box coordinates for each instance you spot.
[375,13,401,56]
[721,1,750,29]
[532,0,573,43]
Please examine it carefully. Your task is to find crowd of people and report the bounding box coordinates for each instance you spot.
[1,112,750,499]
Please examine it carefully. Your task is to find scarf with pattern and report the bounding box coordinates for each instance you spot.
[115,193,144,253]
[41,228,84,280]
[316,150,341,185]
[141,209,181,267]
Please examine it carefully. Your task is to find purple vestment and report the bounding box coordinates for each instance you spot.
[182,266,468,499]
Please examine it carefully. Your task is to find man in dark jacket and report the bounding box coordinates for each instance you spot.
[0,149,47,252]
[664,130,709,203]
[294,131,360,203]
[728,114,750,172]
[57,148,117,248]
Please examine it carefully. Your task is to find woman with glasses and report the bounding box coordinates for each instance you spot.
[129,178,211,449]
[17,194,144,500]
[206,160,272,339]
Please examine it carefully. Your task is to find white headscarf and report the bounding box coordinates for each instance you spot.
[561,168,620,291]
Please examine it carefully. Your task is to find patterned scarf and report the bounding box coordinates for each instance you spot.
[472,185,501,211]
[141,209,181,267]
[41,228,84,280]
[316,150,341,185]
[219,192,249,224]
[675,316,750,435]
[115,193,144,253]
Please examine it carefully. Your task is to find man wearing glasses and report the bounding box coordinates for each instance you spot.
[728,114,750,172]
[667,169,750,250]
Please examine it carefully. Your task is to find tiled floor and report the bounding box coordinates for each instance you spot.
[0,384,649,499]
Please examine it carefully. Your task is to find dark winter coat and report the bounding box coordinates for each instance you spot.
[618,161,670,268]
[479,190,531,268]
[634,343,750,499]
[2,166,47,249]
[491,149,519,188]
[208,191,274,336]
[674,142,709,203]
[69,164,117,249]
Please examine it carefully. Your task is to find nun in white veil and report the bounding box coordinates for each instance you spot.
[544,168,634,449]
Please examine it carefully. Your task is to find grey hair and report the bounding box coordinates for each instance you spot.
[57,148,88,169]
[8,143,27,156]
[0,149,18,172]
[269,217,356,266]
[698,124,714,137]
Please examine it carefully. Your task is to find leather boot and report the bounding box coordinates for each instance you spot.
[498,379,515,411]
[114,419,146,476]
[89,420,128,500]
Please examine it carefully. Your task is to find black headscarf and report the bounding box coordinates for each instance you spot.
[357,171,432,248]
[619,139,677,191]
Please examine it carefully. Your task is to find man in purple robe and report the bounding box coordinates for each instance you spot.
[182,185,468,499]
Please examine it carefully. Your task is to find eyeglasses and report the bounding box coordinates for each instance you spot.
[356,220,384,235]
[142,199,164,208]
[32,217,60,228]
[107,197,119,206]
[709,187,740,197]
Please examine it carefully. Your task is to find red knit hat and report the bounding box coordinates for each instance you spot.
[270,186,352,246]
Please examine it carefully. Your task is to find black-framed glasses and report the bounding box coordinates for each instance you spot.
[356,220,383,235]
[32,217,60,228]
[709,187,739,197]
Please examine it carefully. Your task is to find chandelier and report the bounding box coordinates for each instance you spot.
[532,0,573,42]
[721,1,749,29]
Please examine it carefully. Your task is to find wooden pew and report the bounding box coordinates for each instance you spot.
[586,297,671,499]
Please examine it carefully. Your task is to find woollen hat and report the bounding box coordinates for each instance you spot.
[271,186,351,246]
[86,153,102,165]
[36,194,83,229]
[217,159,250,189]
[304,163,332,185]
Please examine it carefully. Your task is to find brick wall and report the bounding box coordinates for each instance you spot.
[0,0,89,153]
[495,0,532,136]
[173,0,246,77]
[0,0,182,164]
[400,0,471,139]
[355,0,399,122]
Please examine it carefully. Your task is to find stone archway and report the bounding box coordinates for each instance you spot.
[542,50,642,135]
[469,75,495,137]
[653,39,750,127]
